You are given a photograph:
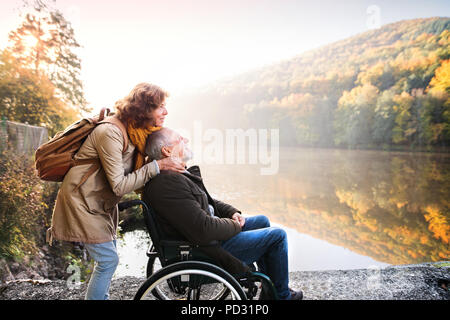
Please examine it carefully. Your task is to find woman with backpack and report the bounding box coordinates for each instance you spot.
[46,83,186,300]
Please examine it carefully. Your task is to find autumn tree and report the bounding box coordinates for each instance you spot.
[429,59,450,94]
[0,50,77,135]
[334,84,379,148]
[7,0,89,112]
[372,89,397,146]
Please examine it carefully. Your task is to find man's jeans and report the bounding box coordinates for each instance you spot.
[221,215,291,300]
[84,240,119,300]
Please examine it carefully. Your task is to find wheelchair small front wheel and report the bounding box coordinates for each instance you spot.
[134,261,247,300]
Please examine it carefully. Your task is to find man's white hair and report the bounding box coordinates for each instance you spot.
[145,127,175,161]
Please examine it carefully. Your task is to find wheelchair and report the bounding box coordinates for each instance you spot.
[117,199,279,300]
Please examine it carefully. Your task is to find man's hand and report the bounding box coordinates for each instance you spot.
[231,212,245,228]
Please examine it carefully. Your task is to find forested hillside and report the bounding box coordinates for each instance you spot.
[174,17,450,150]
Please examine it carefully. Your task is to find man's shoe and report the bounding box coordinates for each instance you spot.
[289,288,303,300]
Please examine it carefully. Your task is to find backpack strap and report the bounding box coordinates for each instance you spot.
[73,158,101,192]
[98,115,129,153]
[72,111,128,192]
[98,108,106,122]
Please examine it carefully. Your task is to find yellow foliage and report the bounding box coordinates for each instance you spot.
[424,205,450,244]
[396,201,407,209]
[429,59,450,94]
[338,84,379,110]
[335,189,374,214]
[407,250,418,259]
[438,252,449,259]
[420,235,429,245]
[357,62,385,85]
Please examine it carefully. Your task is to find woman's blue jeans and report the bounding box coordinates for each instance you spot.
[84,240,119,300]
[221,215,291,300]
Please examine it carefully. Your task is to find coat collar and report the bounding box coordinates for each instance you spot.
[160,165,203,182]
[182,165,203,182]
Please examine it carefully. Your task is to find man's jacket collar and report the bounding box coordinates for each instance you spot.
[182,165,203,182]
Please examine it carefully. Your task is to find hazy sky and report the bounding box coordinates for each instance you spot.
[0,0,449,114]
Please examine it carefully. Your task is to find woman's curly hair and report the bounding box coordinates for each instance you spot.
[114,83,169,128]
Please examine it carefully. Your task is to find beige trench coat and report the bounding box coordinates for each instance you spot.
[47,122,159,244]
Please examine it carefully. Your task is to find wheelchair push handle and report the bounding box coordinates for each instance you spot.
[118,199,147,211]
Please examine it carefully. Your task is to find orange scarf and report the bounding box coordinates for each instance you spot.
[127,123,162,172]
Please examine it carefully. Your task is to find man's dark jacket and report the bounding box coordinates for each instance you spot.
[142,165,250,275]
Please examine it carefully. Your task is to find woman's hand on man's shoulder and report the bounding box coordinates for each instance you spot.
[156,157,186,173]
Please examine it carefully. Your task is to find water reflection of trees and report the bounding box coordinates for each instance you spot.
[205,149,449,265]
[328,151,449,263]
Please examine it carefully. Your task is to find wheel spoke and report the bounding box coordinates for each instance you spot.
[134,262,246,300]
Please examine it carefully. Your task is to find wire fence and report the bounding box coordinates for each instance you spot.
[0,118,48,156]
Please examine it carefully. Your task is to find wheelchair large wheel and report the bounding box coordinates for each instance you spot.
[134,261,247,300]
[146,254,161,278]
[146,254,231,300]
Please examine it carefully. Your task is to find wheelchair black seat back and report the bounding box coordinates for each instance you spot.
[118,199,278,300]
[118,199,215,267]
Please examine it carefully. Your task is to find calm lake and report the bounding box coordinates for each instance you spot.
[115,147,450,278]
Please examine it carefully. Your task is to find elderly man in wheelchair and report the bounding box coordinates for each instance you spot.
[124,127,303,300]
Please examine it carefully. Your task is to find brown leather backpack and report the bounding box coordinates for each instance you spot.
[35,108,128,191]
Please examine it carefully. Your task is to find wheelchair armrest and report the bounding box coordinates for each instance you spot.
[118,199,145,211]
[160,239,220,247]
[160,239,193,247]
